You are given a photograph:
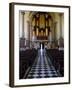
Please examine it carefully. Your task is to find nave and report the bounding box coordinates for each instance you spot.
[26,49,60,79]
[19,11,64,79]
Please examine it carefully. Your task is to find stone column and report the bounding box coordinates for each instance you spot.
[49,31,52,42]
[60,13,63,37]
[59,13,64,38]
[22,12,25,37]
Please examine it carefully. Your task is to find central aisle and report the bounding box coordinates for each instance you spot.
[26,49,58,79]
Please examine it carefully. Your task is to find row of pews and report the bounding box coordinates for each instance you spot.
[46,49,64,76]
[19,48,38,79]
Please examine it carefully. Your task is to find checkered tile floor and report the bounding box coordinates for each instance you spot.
[26,49,59,79]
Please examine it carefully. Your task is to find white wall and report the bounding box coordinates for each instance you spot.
[0,0,72,90]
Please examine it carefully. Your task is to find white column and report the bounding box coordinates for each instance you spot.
[60,14,64,38]
[19,12,23,38]
[60,14,62,37]
[49,31,52,42]
[22,13,24,37]
[54,13,61,40]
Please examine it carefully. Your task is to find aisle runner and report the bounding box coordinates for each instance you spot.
[27,49,58,79]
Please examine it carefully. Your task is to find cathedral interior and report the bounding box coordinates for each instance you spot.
[19,11,64,79]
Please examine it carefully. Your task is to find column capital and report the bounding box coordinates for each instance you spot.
[21,11,25,15]
[59,13,63,17]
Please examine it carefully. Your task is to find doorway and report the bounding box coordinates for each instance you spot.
[40,42,44,49]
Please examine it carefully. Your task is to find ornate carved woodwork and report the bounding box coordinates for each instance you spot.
[32,12,52,40]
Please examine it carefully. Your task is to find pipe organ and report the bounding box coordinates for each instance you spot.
[32,12,52,40]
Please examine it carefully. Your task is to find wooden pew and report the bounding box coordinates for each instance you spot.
[46,49,64,76]
[19,48,38,79]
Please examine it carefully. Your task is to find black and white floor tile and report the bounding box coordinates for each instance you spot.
[26,49,59,79]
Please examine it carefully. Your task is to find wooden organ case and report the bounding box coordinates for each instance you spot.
[32,12,51,40]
